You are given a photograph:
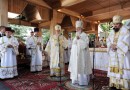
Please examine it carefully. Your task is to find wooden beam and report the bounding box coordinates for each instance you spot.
[86,10,130,21]
[61,0,85,7]
[123,1,130,10]
[57,8,80,18]
[64,26,75,32]
[8,19,31,26]
[30,19,43,23]
[85,30,98,34]
[100,19,112,23]
[93,4,122,15]
[38,21,51,28]
[26,0,52,9]
[51,1,61,9]
[36,6,50,21]
[8,19,38,27]
[50,10,58,35]
[0,0,8,26]
[81,11,93,17]
[8,0,28,14]
[85,2,130,21]
[57,8,92,22]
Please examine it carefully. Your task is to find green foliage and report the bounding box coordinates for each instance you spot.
[42,29,50,44]
[71,32,76,39]
[122,20,127,25]
[9,24,33,42]
[9,24,50,44]
[88,34,95,40]
[99,22,111,32]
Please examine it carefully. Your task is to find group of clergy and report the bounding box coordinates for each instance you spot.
[0,14,130,90]
[0,27,43,79]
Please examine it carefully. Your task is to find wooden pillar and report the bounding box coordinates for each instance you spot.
[50,10,58,35]
[0,0,8,26]
[38,27,42,37]
[70,16,77,27]
[50,10,65,35]
[91,22,98,35]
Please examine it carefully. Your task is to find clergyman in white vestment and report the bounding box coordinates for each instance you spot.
[26,31,34,56]
[0,26,6,64]
[107,15,130,90]
[26,28,43,72]
[45,24,68,77]
[0,27,19,79]
[68,20,92,86]
[67,34,72,63]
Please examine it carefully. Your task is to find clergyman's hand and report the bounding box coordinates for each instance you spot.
[110,44,117,51]
[7,44,14,48]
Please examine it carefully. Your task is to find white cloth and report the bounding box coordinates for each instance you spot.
[107,26,130,89]
[0,36,19,79]
[72,74,90,85]
[68,38,72,61]
[68,32,92,85]
[90,51,109,71]
[26,36,43,72]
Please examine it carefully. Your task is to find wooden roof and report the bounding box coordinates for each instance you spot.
[61,0,130,21]
[8,0,130,29]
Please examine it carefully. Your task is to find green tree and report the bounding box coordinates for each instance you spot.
[9,24,33,41]
[42,29,50,44]
[99,22,111,32]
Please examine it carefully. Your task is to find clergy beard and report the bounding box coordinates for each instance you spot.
[113,28,120,32]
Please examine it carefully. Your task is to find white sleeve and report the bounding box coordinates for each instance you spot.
[77,33,89,49]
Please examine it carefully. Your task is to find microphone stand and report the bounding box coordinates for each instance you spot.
[58,34,64,87]
[92,35,96,90]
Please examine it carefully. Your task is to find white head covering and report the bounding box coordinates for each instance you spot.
[124,19,130,30]
[55,24,61,31]
[75,20,83,28]
[113,15,123,24]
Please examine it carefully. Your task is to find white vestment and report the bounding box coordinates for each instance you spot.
[26,36,43,72]
[68,32,92,85]
[45,35,68,76]
[67,38,72,62]
[0,36,19,79]
[107,26,130,89]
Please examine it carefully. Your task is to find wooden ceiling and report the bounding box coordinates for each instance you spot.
[8,0,130,28]
[61,0,130,21]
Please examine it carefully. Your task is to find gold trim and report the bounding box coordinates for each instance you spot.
[122,41,129,46]
[109,67,130,71]
[0,65,17,68]
[109,77,130,90]
[89,48,107,52]
[117,46,125,54]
